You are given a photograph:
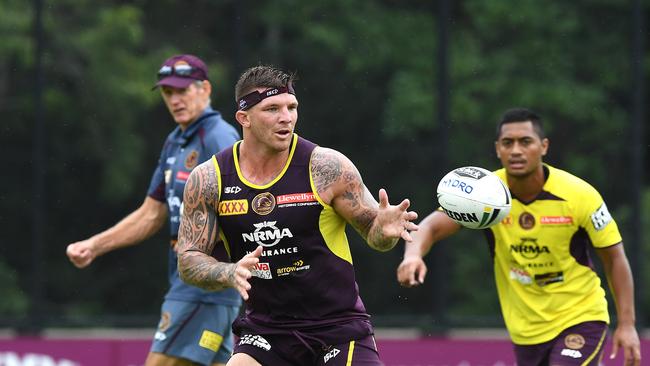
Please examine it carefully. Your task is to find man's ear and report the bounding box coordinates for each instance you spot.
[235,110,250,128]
[495,141,500,159]
[541,138,549,156]
[202,80,212,95]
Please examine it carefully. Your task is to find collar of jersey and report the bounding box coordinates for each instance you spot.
[232,133,299,189]
[172,107,217,143]
[495,163,554,204]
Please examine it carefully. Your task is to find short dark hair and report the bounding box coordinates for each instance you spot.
[235,65,297,102]
[496,107,545,140]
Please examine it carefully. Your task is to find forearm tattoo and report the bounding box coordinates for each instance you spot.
[178,252,236,291]
[368,219,397,251]
[177,162,234,290]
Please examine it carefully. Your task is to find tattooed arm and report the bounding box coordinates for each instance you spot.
[177,160,262,299]
[311,147,418,252]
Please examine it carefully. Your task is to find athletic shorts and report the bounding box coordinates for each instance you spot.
[513,321,608,366]
[150,299,239,365]
[234,333,382,365]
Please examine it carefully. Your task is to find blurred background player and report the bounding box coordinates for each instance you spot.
[397,108,641,365]
[66,54,242,366]
[175,65,419,365]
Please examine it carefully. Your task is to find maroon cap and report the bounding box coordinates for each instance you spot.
[153,54,209,89]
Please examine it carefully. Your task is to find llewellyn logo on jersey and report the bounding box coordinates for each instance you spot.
[277,192,317,207]
[252,192,276,215]
[540,216,573,225]
[219,199,248,216]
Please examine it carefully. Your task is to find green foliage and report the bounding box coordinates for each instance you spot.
[449,0,632,177]
[44,1,158,201]
[0,0,32,62]
[1,0,648,330]
[383,70,436,136]
[256,1,437,139]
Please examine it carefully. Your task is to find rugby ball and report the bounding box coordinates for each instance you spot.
[436,166,511,229]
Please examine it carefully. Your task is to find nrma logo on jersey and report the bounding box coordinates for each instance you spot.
[242,221,293,247]
[510,238,550,259]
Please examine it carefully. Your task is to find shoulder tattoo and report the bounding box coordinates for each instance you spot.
[311,148,343,193]
[179,162,220,253]
[312,148,377,236]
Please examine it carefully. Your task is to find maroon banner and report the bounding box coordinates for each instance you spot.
[0,336,646,365]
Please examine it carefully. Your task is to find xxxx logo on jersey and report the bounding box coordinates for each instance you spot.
[219,199,248,216]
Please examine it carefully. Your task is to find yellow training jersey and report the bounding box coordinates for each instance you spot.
[489,165,621,345]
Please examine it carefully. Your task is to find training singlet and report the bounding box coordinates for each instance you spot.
[487,165,622,345]
[147,107,241,306]
[213,134,372,338]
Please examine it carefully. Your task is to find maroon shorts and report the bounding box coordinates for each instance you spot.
[234,333,382,366]
[513,321,608,366]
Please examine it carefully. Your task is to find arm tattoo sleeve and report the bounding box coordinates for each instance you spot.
[312,148,378,242]
[177,161,236,291]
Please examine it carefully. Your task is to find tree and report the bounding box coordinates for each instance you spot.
[0,0,647,329]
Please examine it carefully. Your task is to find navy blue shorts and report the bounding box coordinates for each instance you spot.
[150,299,239,365]
[513,321,608,366]
[234,333,382,365]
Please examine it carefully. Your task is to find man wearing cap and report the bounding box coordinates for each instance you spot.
[175,65,419,365]
[66,54,241,366]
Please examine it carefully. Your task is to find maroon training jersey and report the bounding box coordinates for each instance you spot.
[213,134,371,337]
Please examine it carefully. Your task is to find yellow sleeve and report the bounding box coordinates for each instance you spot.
[577,184,622,248]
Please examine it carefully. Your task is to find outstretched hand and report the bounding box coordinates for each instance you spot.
[230,246,263,300]
[376,188,419,242]
[364,188,418,252]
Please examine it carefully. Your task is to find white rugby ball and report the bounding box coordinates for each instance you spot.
[436,166,511,229]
